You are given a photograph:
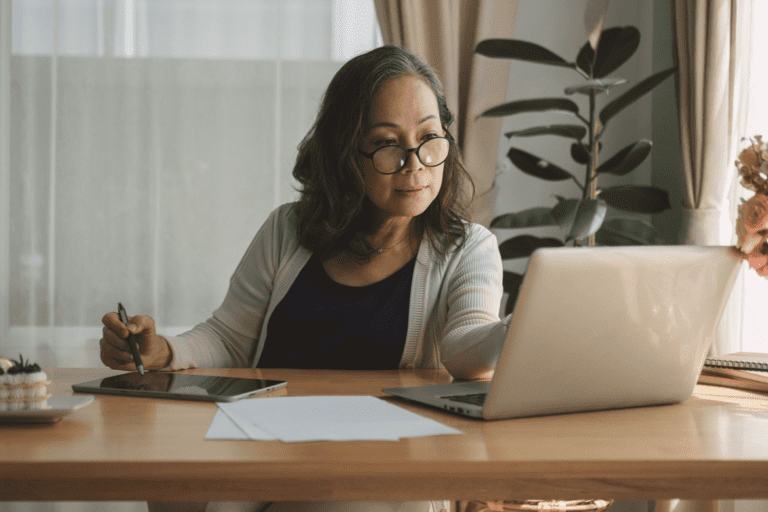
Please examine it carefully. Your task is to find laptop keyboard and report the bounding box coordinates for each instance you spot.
[442,392,487,406]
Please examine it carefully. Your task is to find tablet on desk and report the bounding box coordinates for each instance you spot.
[72,372,286,402]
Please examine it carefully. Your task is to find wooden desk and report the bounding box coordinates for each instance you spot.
[2,367,768,502]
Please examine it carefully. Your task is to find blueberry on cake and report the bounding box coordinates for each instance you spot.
[0,355,50,411]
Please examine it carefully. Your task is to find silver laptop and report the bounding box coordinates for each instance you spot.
[383,245,743,420]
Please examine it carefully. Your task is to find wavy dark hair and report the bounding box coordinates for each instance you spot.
[292,45,475,262]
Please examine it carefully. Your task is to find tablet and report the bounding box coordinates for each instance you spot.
[72,372,286,402]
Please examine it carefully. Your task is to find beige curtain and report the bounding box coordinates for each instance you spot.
[373,0,517,227]
[658,2,751,512]
[673,0,748,246]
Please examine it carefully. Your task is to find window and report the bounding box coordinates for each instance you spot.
[13,0,382,60]
[5,0,382,367]
[728,0,768,353]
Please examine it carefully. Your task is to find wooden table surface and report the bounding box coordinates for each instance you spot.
[3,367,768,502]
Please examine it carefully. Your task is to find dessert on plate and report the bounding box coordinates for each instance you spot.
[0,355,51,411]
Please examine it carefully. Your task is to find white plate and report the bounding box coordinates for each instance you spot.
[0,395,94,424]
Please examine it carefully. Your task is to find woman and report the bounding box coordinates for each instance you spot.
[100,45,510,512]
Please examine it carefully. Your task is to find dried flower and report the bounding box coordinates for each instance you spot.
[735,136,768,279]
[735,136,768,195]
[744,245,768,277]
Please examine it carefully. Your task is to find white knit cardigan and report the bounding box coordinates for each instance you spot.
[165,203,510,380]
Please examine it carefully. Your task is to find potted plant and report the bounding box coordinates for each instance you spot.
[476,10,676,314]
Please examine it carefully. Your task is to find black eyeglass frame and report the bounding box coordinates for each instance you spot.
[358,130,455,175]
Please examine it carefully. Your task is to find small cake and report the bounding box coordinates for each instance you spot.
[0,355,51,411]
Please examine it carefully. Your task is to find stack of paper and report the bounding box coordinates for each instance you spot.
[206,395,462,442]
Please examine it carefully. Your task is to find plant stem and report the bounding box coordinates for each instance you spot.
[586,89,599,246]
[585,91,594,200]
[574,65,589,80]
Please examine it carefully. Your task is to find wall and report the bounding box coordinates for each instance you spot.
[651,0,684,243]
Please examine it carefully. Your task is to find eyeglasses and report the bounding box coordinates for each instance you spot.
[358,134,453,175]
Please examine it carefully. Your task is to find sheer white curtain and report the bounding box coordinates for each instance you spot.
[2,1,381,511]
[724,0,768,359]
[2,0,382,375]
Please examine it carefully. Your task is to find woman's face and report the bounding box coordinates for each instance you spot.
[362,75,445,221]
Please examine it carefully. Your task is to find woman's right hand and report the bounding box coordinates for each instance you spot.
[101,312,172,371]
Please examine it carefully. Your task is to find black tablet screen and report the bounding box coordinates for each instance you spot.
[72,372,286,402]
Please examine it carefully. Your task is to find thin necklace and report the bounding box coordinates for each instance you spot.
[372,233,410,253]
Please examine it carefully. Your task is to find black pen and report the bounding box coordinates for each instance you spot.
[117,302,145,376]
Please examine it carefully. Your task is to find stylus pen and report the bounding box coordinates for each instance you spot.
[117,302,145,376]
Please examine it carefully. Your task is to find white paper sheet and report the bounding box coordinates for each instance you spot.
[206,395,462,442]
[205,408,278,440]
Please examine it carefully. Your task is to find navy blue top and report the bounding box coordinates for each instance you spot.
[258,254,416,370]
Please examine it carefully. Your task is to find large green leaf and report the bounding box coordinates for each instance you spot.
[475,39,573,68]
[568,199,608,241]
[491,207,558,229]
[564,78,627,95]
[598,185,671,214]
[571,142,590,164]
[505,124,587,140]
[550,198,607,240]
[550,198,580,230]
[498,235,564,260]
[491,206,557,229]
[593,26,641,78]
[479,98,580,119]
[596,218,666,245]
[597,139,652,176]
[576,42,595,76]
[599,66,678,125]
[570,142,601,165]
[508,148,574,181]
[503,271,524,315]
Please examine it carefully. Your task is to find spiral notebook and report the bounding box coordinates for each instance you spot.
[704,353,768,372]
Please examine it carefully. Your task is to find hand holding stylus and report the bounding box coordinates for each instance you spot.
[100,308,172,372]
[117,303,144,375]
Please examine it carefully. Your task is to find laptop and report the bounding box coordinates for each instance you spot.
[383,245,743,420]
